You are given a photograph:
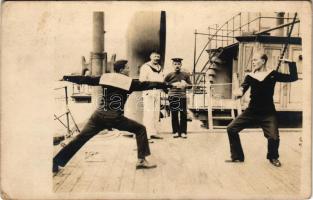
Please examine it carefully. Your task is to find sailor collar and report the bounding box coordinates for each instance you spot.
[247,69,274,82]
[147,62,162,73]
[99,73,132,90]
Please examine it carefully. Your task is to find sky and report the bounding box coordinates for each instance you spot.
[2,1,307,80]
[47,2,238,78]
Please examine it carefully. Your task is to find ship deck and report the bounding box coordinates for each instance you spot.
[53,124,304,199]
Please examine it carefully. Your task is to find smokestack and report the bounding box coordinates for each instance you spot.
[275,12,285,36]
[126,11,166,78]
[91,11,106,108]
[125,11,166,123]
[91,12,105,75]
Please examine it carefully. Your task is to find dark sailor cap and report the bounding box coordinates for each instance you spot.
[171,58,183,62]
[113,59,128,71]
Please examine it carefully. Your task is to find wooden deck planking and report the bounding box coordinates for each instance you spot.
[86,133,126,192]
[117,142,137,193]
[229,132,301,195]
[102,137,133,192]
[53,130,302,197]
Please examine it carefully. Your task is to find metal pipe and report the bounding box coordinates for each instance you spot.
[232,17,235,43]
[193,29,197,87]
[208,39,229,42]
[196,32,235,38]
[54,114,68,129]
[239,13,242,35]
[102,53,107,74]
[221,30,223,47]
[226,21,229,45]
[258,13,261,32]
[256,19,300,35]
[259,16,298,20]
[247,13,250,32]
[208,27,211,49]
[206,27,236,31]
[215,24,218,48]
[54,86,67,90]
[64,86,70,135]
[286,13,290,35]
[203,75,206,108]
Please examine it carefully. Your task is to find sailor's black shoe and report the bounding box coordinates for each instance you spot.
[173,133,179,138]
[53,160,64,175]
[225,158,244,163]
[136,159,157,169]
[269,159,282,167]
[53,162,59,173]
[150,135,163,140]
[52,161,61,176]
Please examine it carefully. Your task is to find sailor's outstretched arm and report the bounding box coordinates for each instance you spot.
[61,75,101,86]
[275,60,298,82]
[129,80,172,92]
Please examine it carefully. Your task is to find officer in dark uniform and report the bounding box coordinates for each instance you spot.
[53,60,172,173]
[164,58,192,138]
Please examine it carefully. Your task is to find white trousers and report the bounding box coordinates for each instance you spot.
[142,90,161,138]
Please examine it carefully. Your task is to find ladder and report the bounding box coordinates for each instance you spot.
[207,73,242,130]
[195,47,224,85]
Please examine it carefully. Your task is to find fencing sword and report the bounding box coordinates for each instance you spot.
[276,12,298,71]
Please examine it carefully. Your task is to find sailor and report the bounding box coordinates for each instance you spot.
[164,58,192,138]
[139,51,165,140]
[53,59,173,173]
[226,53,298,167]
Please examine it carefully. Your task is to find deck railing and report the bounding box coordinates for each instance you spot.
[191,12,300,109]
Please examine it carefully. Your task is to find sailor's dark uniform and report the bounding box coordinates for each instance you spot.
[227,62,298,161]
[164,71,192,135]
[53,74,171,167]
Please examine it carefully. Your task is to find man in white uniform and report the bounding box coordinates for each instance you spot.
[139,51,164,140]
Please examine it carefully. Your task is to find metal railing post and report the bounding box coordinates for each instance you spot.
[259,13,261,32]
[193,29,197,108]
[215,24,218,48]
[247,13,250,32]
[221,29,224,47]
[233,17,235,43]
[226,21,229,45]
[239,13,242,35]
[208,27,211,49]
[64,86,70,135]
[207,75,213,130]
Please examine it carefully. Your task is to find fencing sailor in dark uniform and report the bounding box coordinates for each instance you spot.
[164,58,192,138]
[53,60,173,173]
[226,53,298,167]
